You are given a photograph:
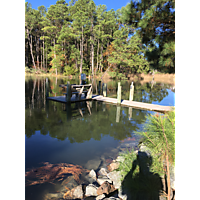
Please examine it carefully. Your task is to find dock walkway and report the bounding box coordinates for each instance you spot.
[92,95,172,112]
[47,95,173,112]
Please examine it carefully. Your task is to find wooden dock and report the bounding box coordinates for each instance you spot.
[47,95,173,112]
[47,93,93,103]
[92,95,173,112]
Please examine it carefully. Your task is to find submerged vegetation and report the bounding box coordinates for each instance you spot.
[25,0,175,76]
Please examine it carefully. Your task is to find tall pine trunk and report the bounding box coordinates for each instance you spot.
[40,41,42,69]
[91,41,94,76]
[80,26,84,74]
[26,28,36,69]
[90,17,94,76]
[43,36,45,69]
[96,27,100,73]
[54,38,57,75]
[100,43,103,73]
[36,36,39,69]
[25,39,28,66]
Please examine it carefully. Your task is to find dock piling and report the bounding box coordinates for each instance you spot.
[103,83,107,97]
[129,82,134,101]
[66,81,72,102]
[117,82,121,104]
[98,81,102,95]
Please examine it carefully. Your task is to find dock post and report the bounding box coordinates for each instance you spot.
[103,83,107,97]
[66,81,71,102]
[117,82,121,104]
[129,82,134,101]
[45,78,49,98]
[98,81,101,95]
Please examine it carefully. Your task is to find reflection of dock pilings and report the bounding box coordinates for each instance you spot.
[63,101,93,121]
[116,105,121,123]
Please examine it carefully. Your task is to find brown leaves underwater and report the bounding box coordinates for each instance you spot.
[25,162,89,187]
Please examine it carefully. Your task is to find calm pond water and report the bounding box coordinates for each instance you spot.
[25,76,175,200]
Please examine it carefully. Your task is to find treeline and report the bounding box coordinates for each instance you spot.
[25,0,175,76]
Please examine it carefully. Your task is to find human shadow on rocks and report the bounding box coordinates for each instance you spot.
[121,151,163,200]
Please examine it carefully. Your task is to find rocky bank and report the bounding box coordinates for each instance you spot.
[44,151,175,200]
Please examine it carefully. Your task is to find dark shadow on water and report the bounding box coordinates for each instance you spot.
[121,151,163,200]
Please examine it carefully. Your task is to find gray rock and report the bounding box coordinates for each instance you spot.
[71,185,84,199]
[85,159,102,170]
[107,171,122,189]
[89,169,97,180]
[98,168,109,176]
[97,177,112,185]
[85,184,98,196]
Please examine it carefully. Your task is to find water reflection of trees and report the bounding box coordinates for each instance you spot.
[25,77,172,143]
[105,80,170,103]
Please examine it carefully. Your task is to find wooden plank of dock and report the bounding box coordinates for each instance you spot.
[47,93,93,103]
[92,95,173,112]
[47,95,173,112]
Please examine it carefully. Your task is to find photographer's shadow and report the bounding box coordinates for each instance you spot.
[121,151,163,200]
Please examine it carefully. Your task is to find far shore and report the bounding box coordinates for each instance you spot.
[25,72,175,86]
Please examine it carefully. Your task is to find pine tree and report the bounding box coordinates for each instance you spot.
[139,111,175,200]
[108,26,149,75]
[122,0,175,73]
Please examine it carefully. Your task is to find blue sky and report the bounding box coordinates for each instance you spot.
[26,0,130,11]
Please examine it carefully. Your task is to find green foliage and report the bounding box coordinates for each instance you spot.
[138,110,175,175]
[25,0,175,76]
[122,0,175,73]
[108,71,128,80]
[63,65,78,76]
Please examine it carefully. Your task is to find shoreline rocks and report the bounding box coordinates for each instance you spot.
[44,148,175,200]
